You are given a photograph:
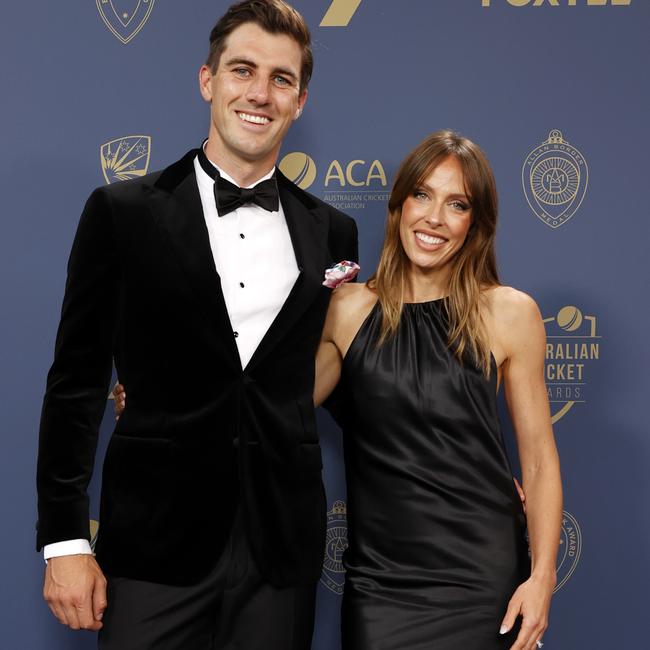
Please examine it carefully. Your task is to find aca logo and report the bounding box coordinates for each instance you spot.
[100,136,151,184]
[324,159,387,188]
[543,305,601,424]
[522,130,589,229]
[320,500,348,595]
[279,151,389,212]
[96,0,156,44]
[320,0,363,26]
[555,510,582,592]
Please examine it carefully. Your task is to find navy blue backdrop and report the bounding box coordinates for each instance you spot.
[1,1,648,648]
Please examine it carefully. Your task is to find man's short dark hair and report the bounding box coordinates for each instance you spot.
[207,0,313,93]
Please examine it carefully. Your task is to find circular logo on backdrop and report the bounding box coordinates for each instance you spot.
[555,510,582,592]
[556,305,583,332]
[522,130,588,229]
[279,152,317,189]
[320,500,348,595]
[100,136,151,184]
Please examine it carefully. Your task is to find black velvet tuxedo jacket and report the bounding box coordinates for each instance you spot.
[36,149,358,586]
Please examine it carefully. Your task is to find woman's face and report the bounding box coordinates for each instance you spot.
[399,155,472,276]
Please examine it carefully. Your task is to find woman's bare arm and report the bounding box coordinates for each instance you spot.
[489,287,562,650]
[314,283,377,407]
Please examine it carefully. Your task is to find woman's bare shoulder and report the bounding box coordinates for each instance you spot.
[330,282,377,314]
[483,285,545,359]
[484,285,541,326]
[327,283,379,351]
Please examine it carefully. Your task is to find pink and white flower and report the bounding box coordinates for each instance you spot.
[322,260,360,289]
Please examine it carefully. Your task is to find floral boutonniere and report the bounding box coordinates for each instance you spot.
[322,260,360,289]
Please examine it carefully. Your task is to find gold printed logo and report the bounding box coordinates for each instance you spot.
[101,136,151,184]
[279,152,317,190]
[482,0,631,6]
[555,510,582,592]
[543,305,600,424]
[280,151,389,211]
[322,158,389,211]
[320,500,348,595]
[89,519,100,552]
[320,0,363,26]
[96,0,156,44]
[522,130,589,228]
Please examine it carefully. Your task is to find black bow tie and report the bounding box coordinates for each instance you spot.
[197,147,279,217]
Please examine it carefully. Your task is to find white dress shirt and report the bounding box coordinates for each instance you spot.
[195,155,299,368]
[44,149,299,559]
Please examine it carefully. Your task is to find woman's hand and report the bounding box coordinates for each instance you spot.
[514,477,526,513]
[500,573,555,649]
[112,383,125,419]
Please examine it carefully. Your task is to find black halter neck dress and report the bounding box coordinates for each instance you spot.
[339,300,530,650]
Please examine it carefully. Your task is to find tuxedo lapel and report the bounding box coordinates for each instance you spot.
[246,171,331,371]
[147,150,241,371]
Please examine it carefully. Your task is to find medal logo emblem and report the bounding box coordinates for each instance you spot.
[320,500,348,595]
[522,130,589,228]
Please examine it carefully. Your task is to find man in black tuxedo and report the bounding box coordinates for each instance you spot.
[36,1,357,648]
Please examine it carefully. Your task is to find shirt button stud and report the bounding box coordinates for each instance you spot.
[233,331,239,338]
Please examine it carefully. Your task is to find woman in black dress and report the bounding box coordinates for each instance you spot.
[115,131,561,650]
[316,131,562,650]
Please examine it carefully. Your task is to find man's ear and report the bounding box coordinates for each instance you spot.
[198,65,214,102]
[294,89,308,120]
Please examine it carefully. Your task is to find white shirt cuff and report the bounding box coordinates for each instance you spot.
[43,539,93,560]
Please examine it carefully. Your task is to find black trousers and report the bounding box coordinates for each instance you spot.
[98,514,318,650]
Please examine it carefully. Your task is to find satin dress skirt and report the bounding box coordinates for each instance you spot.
[339,301,530,650]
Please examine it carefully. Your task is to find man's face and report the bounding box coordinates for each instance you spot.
[199,22,307,169]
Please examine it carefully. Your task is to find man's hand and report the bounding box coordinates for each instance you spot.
[112,383,125,419]
[44,554,107,631]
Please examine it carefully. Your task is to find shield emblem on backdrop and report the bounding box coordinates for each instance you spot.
[100,136,151,184]
[522,130,589,229]
[96,0,156,44]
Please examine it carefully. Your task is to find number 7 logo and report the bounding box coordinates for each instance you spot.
[320,0,363,26]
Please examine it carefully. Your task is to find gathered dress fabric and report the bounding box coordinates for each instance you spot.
[339,300,530,650]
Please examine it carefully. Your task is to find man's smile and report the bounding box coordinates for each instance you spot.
[236,110,272,125]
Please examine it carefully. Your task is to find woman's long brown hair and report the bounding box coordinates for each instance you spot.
[367,130,500,376]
